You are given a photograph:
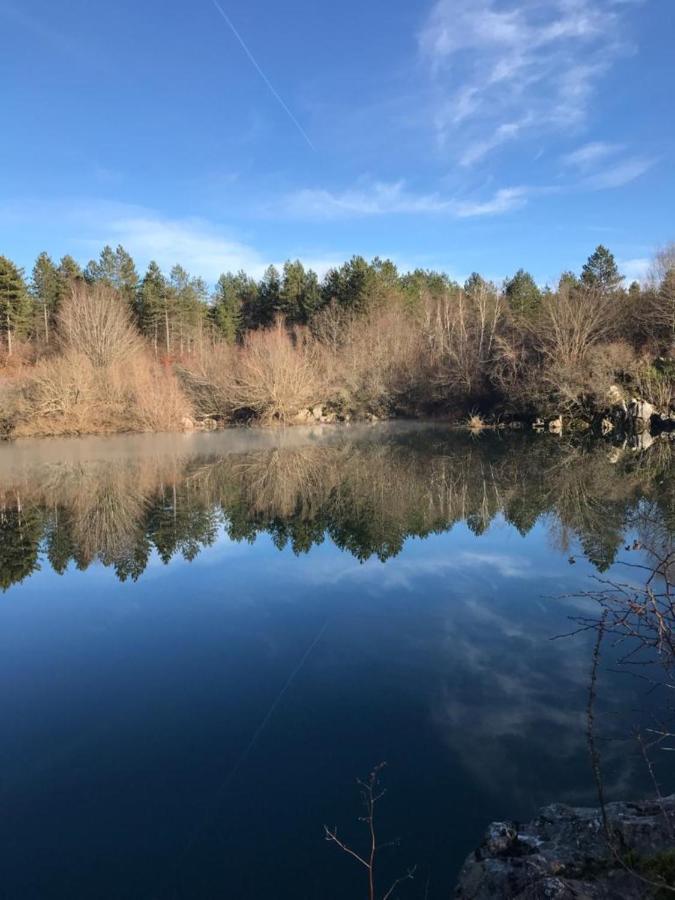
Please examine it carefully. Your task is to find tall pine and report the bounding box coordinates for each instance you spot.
[0,256,32,355]
[31,252,64,343]
[581,245,623,293]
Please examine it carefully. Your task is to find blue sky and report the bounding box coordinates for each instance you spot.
[1,0,673,286]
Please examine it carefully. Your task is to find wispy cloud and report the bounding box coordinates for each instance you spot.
[1,198,351,281]
[584,156,655,189]
[619,256,650,283]
[420,0,634,164]
[561,140,655,189]
[281,180,528,220]
[67,205,269,280]
[562,141,624,170]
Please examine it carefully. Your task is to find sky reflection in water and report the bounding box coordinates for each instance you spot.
[0,424,673,899]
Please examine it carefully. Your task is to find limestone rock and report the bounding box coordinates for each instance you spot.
[455,796,675,899]
[548,416,563,435]
[627,398,656,431]
[607,384,627,412]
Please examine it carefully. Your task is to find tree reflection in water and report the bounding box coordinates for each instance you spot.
[0,427,673,590]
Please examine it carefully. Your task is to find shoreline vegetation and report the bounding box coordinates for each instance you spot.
[0,242,674,438]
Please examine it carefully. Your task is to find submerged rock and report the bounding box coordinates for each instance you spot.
[455,796,675,899]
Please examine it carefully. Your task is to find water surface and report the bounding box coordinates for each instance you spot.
[0,424,673,899]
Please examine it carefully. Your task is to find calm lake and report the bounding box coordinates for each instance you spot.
[0,423,673,899]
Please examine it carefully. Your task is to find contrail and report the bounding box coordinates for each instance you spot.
[212,1,315,151]
[168,617,329,891]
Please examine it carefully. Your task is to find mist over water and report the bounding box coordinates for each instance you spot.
[0,424,673,899]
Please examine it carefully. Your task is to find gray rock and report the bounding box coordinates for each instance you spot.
[627,398,656,432]
[455,796,675,899]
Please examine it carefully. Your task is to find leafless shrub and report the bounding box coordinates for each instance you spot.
[58,282,143,368]
[422,283,504,401]
[12,351,96,434]
[121,357,192,431]
[536,284,614,371]
[177,343,238,419]
[324,764,415,900]
[632,363,674,411]
[560,537,675,894]
[230,319,326,423]
[336,304,422,415]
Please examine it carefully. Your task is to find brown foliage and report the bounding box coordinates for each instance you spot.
[230,320,325,423]
[58,282,143,368]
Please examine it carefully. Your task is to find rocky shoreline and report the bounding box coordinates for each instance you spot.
[455,796,675,898]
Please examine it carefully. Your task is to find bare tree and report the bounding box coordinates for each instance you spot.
[645,244,675,350]
[422,283,504,398]
[231,319,325,423]
[324,763,415,900]
[58,282,142,368]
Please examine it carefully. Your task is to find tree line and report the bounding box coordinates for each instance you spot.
[0,241,673,433]
[1,242,671,354]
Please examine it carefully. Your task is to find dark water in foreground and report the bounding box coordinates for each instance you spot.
[0,424,673,899]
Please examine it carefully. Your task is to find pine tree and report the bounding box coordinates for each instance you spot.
[299,268,321,324]
[464,272,488,295]
[279,260,307,324]
[58,255,83,285]
[31,252,64,343]
[581,245,623,293]
[212,272,245,343]
[321,256,373,314]
[168,265,207,355]
[138,261,169,354]
[84,244,138,308]
[257,265,282,327]
[84,244,117,284]
[0,256,32,355]
[558,271,579,291]
[504,269,541,316]
[114,245,139,309]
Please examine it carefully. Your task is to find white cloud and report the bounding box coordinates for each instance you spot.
[560,142,655,190]
[420,0,634,163]
[98,213,268,280]
[0,198,348,281]
[453,187,529,217]
[619,257,650,283]
[562,141,623,169]
[584,156,655,189]
[281,180,528,220]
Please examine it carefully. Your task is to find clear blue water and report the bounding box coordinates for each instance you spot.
[0,424,672,899]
